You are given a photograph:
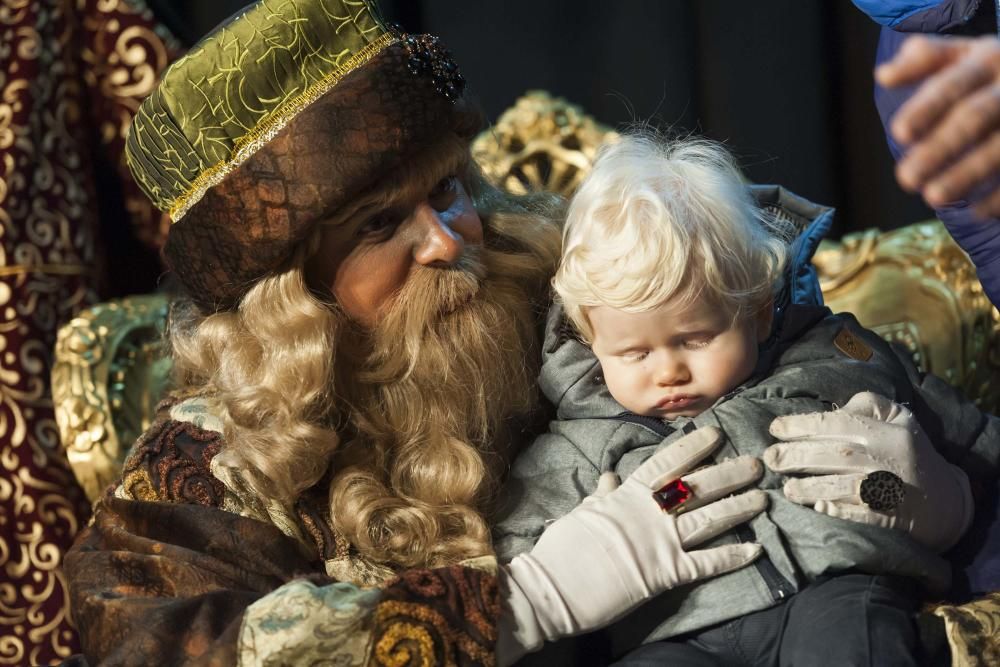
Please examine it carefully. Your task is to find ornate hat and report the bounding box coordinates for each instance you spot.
[126,0,481,311]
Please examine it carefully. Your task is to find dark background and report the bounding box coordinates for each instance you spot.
[147,0,935,237]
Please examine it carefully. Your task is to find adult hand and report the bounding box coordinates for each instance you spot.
[497,426,766,664]
[876,35,1000,217]
[764,392,973,554]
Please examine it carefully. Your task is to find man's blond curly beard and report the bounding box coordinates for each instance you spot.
[168,147,562,570]
[330,243,543,569]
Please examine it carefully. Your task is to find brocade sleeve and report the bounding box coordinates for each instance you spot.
[64,418,501,666]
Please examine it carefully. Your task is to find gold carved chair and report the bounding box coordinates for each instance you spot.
[52,294,171,502]
[814,225,1000,415]
[53,89,1000,501]
[52,92,1000,661]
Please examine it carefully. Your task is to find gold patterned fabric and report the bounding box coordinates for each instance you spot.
[0,1,178,664]
[64,415,502,665]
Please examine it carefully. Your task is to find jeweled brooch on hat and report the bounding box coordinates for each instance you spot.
[394,26,465,102]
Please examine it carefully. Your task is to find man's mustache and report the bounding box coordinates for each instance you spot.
[357,245,492,382]
[391,246,487,321]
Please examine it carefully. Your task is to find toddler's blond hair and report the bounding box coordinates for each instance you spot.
[555,132,789,341]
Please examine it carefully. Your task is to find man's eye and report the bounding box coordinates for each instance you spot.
[358,212,398,238]
[429,175,457,199]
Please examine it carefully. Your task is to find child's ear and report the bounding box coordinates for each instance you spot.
[755,300,775,342]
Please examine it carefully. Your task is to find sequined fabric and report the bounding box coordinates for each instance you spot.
[0,1,178,663]
[397,30,466,102]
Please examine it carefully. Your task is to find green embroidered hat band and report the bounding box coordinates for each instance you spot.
[126,0,482,311]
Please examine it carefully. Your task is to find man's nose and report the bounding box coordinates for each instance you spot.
[412,203,481,266]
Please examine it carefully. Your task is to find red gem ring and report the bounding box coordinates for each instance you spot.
[653,478,693,514]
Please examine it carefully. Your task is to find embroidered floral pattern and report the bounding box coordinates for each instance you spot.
[372,564,500,666]
[117,417,225,506]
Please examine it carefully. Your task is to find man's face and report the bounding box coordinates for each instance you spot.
[307,171,483,327]
[589,297,770,419]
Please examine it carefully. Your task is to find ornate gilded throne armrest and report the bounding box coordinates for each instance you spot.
[52,293,171,503]
[814,221,1000,415]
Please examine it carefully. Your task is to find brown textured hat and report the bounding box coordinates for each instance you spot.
[126,0,482,311]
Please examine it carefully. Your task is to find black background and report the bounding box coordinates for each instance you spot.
[147,0,937,237]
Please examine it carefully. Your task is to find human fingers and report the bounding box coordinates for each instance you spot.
[925,131,1000,206]
[813,499,894,530]
[890,45,994,149]
[680,456,763,512]
[630,426,723,490]
[875,35,967,88]
[898,85,1000,194]
[676,490,768,548]
[763,441,876,475]
[782,473,866,506]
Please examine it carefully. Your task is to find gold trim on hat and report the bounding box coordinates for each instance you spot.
[168,32,398,223]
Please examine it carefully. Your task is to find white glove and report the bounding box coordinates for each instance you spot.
[497,426,767,664]
[763,391,974,553]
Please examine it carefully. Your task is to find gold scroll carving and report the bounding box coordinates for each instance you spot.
[472,90,618,199]
[815,222,1000,415]
[52,294,170,503]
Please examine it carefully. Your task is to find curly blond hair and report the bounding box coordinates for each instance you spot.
[555,132,789,341]
[168,245,340,502]
[169,138,562,568]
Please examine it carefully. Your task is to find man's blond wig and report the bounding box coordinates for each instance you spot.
[555,133,790,341]
[169,139,562,570]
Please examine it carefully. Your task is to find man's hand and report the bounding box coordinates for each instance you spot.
[877,35,1000,217]
[763,392,973,554]
[497,426,766,664]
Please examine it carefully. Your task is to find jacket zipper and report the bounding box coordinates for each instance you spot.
[613,413,796,601]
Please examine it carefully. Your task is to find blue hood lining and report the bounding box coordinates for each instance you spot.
[749,184,834,312]
[852,0,983,32]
